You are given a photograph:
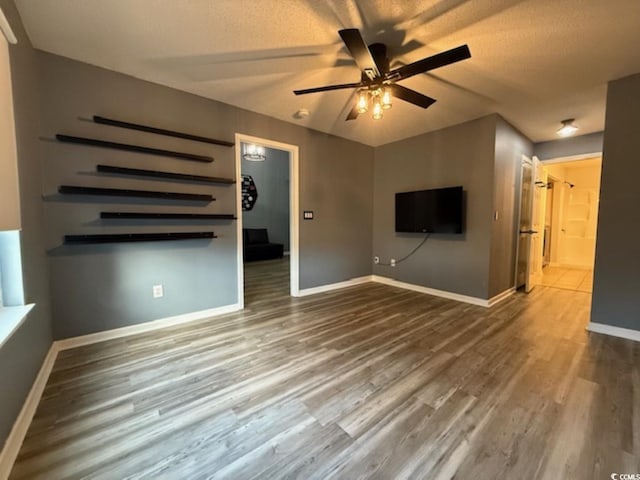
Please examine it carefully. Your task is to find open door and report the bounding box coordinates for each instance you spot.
[516,156,547,292]
[528,157,547,291]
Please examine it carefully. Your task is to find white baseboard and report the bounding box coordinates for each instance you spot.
[297,275,374,297]
[0,301,244,478]
[487,287,517,307]
[587,322,640,343]
[370,275,492,307]
[0,344,58,480]
[56,303,243,351]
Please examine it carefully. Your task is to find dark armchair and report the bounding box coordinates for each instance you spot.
[243,228,284,262]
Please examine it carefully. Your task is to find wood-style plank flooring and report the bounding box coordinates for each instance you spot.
[10,259,639,479]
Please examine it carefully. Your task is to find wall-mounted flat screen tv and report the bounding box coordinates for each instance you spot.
[395,186,464,234]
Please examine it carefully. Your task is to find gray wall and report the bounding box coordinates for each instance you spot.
[591,73,640,332]
[372,115,496,299]
[534,131,603,161]
[0,0,53,450]
[35,51,373,339]
[242,146,290,251]
[490,117,532,297]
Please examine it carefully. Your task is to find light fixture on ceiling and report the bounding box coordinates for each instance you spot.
[356,86,391,120]
[293,108,310,119]
[381,87,392,110]
[357,91,369,113]
[556,118,579,137]
[372,96,383,120]
[243,144,266,162]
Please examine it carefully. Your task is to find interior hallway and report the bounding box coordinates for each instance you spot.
[541,266,594,293]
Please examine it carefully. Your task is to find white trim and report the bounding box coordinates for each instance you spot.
[587,322,640,343]
[0,304,34,349]
[0,7,17,45]
[298,276,516,307]
[0,301,245,477]
[56,303,242,351]
[234,136,245,310]
[371,275,491,307]
[297,275,373,297]
[235,134,300,301]
[0,344,57,479]
[487,287,516,307]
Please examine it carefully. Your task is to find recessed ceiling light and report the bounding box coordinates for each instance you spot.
[557,118,579,137]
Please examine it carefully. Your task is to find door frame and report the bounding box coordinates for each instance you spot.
[514,154,531,289]
[540,150,603,270]
[235,133,300,308]
[514,151,603,290]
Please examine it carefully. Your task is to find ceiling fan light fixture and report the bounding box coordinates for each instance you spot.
[243,143,266,162]
[372,97,383,120]
[357,90,369,113]
[381,88,392,110]
[557,118,579,137]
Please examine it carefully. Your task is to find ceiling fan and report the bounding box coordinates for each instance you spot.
[293,29,471,121]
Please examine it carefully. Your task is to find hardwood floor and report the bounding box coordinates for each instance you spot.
[9,263,639,479]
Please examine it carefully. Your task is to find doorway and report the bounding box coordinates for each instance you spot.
[540,156,602,293]
[516,154,602,293]
[235,134,299,308]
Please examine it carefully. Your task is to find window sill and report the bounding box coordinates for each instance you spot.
[0,304,35,349]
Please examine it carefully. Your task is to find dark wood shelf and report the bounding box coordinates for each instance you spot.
[101,212,235,220]
[96,164,235,184]
[93,116,234,147]
[59,185,214,202]
[64,232,216,244]
[56,134,213,163]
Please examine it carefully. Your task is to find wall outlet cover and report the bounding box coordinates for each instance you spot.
[374,256,380,264]
[303,211,314,220]
[153,284,164,298]
[390,259,396,267]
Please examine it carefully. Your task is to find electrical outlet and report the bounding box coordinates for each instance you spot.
[373,256,380,264]
[390,258,396,267]
[152,284,164,298]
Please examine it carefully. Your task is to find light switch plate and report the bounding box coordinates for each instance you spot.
[303,211,314,220]
[153,284,164,298]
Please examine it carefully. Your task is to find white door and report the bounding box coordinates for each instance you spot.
[516,156,547,293]
[527,157,547,292]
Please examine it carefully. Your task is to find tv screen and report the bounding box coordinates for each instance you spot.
[395,186,464,233]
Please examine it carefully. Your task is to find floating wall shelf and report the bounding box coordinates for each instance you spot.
[101,212,235,220]
[93,116,234,147]
[64,232,216,244]
[56,134,213,163]
[59,185,214,202]
[96,165,235,184]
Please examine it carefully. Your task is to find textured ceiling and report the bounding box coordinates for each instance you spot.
[14,0,640,146]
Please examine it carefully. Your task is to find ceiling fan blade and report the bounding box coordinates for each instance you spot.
[339,28,381,78]
[345,104,360,121]
[293,81,363,95]
[388,84,436,109]
[389,45,470,81]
